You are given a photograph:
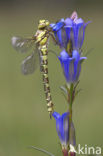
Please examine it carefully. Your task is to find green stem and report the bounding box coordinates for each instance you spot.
[70,83,74,106]
[69,83,74,123]
[68,83,74,155]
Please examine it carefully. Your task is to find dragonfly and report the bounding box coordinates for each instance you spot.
[11,19,57,118]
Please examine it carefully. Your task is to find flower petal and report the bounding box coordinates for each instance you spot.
[52,112,69,145]
[75,18,84,25]
[52,112,60,119]
[64,18,73,26]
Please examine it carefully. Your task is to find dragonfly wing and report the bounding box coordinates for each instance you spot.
[11,36,35,53]
[21,50,39,75]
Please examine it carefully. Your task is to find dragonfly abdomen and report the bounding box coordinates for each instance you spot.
[40,46,54,118]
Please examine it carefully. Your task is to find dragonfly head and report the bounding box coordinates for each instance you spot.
[38,20,50,29]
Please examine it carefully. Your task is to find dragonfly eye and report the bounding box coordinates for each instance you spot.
[45,20,50,26]
[38,19,49,29]
[39,20,46,24]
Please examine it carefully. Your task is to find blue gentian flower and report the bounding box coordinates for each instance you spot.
[50,12,90,51]
[58,50,86,83]
[50,19,64,48]
[50,19,64,32]
[52,112,69,147]
[64,17,90,50]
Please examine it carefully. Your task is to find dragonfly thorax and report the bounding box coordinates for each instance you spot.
[35,29,49,47]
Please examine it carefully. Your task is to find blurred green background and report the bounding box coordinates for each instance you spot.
[0,0,103,155]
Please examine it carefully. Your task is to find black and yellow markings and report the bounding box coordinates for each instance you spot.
[35,19,54,117]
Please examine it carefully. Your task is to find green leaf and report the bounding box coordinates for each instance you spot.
[28,146,55,156]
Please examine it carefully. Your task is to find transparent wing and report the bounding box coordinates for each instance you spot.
[21,50,39,75]
[11,36,35,53]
